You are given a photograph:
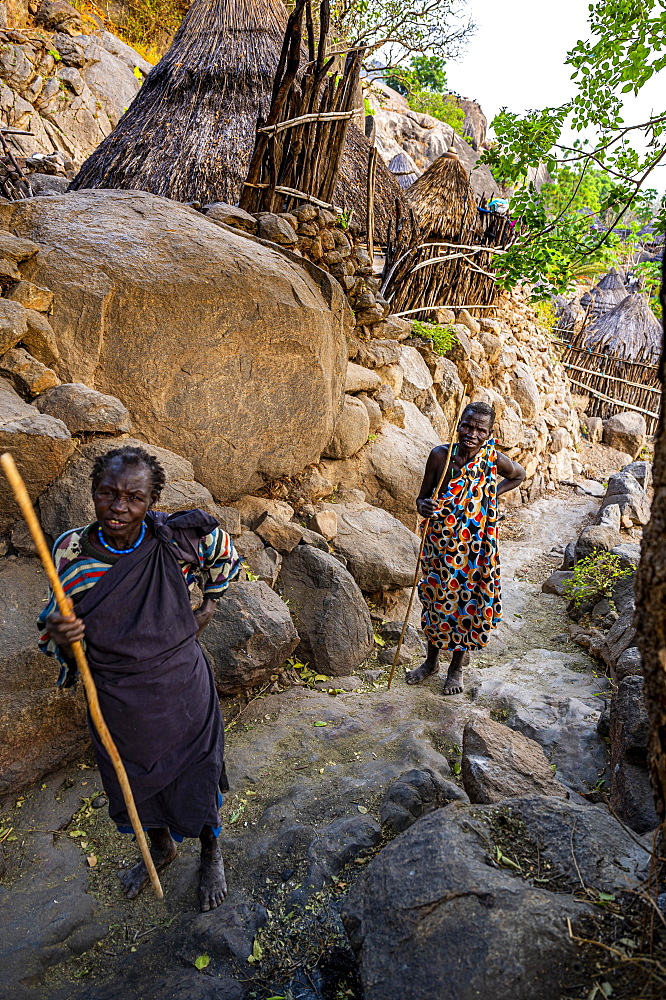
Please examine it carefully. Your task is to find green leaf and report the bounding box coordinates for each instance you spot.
[194,954,210,970]
[314,721,327,727]
[357,805,368,814]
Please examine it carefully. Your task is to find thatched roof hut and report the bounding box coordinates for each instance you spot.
[71,0,293,205]
[580,267,628,318]
[388,151,420,190]
[584,291,662,364]
[383,153,497,314]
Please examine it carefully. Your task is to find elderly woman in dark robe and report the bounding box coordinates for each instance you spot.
[38,445,241,911]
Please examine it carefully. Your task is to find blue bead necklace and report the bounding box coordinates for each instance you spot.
[98,520,147,555]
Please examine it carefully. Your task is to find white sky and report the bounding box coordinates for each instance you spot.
[448,0,666,191]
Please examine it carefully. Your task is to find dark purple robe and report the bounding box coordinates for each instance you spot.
[74,510,225,838]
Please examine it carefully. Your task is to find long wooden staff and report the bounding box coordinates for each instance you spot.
[1,452,163,900]
[387,396,467,689]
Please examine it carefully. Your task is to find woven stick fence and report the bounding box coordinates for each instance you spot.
[240,0,363,215]
[556,332,661,435]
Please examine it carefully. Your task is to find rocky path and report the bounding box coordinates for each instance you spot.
[0,488,608,1000]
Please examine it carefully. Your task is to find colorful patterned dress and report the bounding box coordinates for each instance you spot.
[418,439,501,650]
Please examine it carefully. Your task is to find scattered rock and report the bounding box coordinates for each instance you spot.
[310,509,337,541]
[0,298,28,355]
[610,543,641,570]
[615,646,642,680]
[242,545,282,588]
[257,213,298,245]
[379,768,467,835]
[22,309,59,368]
[461,716,568,803]
[254,512,304,554]
[541,570,573,596]
[610,675,659,834]
[34,383,131,433]
[324,501,421,591]
[232,495,295,530]
[344,362,381,393]
[576,479,605,497]
[0,347,60,397]
[598,502,621,531]
[201,580,299,695]
[279,543,374,676]
[0,379,74,533]
[9,521,38,558]
[602,411,646,459]
[575,524,623,561]
[356,391,382,432]
[510,363,541,420]
[6,280,54,313]
[322,393,370,459]
[622,460,652,491]
[203,202,258,233]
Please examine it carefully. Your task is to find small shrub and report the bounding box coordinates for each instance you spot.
[562,552,632,609]
[408,91,465,133]
[412,319,458,356]
[533,300,557,334]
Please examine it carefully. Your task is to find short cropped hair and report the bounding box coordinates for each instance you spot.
[91,446,166,497]
[461,401,495,428]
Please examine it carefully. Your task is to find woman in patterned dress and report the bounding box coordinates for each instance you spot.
[38,445,241,911]
[406,402,525,694]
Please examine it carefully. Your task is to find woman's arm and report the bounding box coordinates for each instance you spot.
[194,528,242,635]
[416,446,449,517]
[496,451,526,496]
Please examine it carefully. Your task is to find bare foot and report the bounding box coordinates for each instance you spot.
[442,666,464,696]
[406,659,439,685]
[117,830,177,900]
[199,842,227,912]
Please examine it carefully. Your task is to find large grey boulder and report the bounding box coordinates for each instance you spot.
[575,524,623,561]
[621,460,652,490]
[462,716,568,803]
[2,190,350,501]
[201,580,298,695]
[602,411,646,459]
[322,394,370,459]
[34,383,132,434]
[278,543,374,675]
[0,557,88,796]
[77,33,143,127]
[38,435,214,540]
[0,379,74,533]
[610,675,659,834]
[342,796,649,1000]
[320,500,421,591]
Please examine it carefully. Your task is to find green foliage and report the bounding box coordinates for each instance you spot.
[363,97,373,117]
[409,91,465,132]
[480,0,666,297]
[634,259,662,320]
[193,954,210,970]
[48,48,61,61]
[562,552,633,609]
[412,319,458,355]
[533,300,557,333]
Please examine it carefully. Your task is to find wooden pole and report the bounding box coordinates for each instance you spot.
[387,397,467,689]
[0,452,164,900]
[366,145,377,260]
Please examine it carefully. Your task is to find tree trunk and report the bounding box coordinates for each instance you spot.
[634,254,666,836]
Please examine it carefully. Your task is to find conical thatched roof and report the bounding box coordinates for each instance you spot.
[71,0,291,205]
[405,154,481,241]
[584,291,662,363]
[580,267,628,317]
[388,151,420,190]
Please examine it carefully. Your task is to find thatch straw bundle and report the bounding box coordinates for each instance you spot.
[388,151,420,190]
[405,154,480,237]
[71,0,289,205]
[580,267,628,318]
[584,291,662,364]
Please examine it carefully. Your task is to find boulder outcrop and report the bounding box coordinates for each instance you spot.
[2,190,351,501]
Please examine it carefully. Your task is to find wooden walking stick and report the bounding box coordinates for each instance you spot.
[1,451,164,900]
[387,397,467,690]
